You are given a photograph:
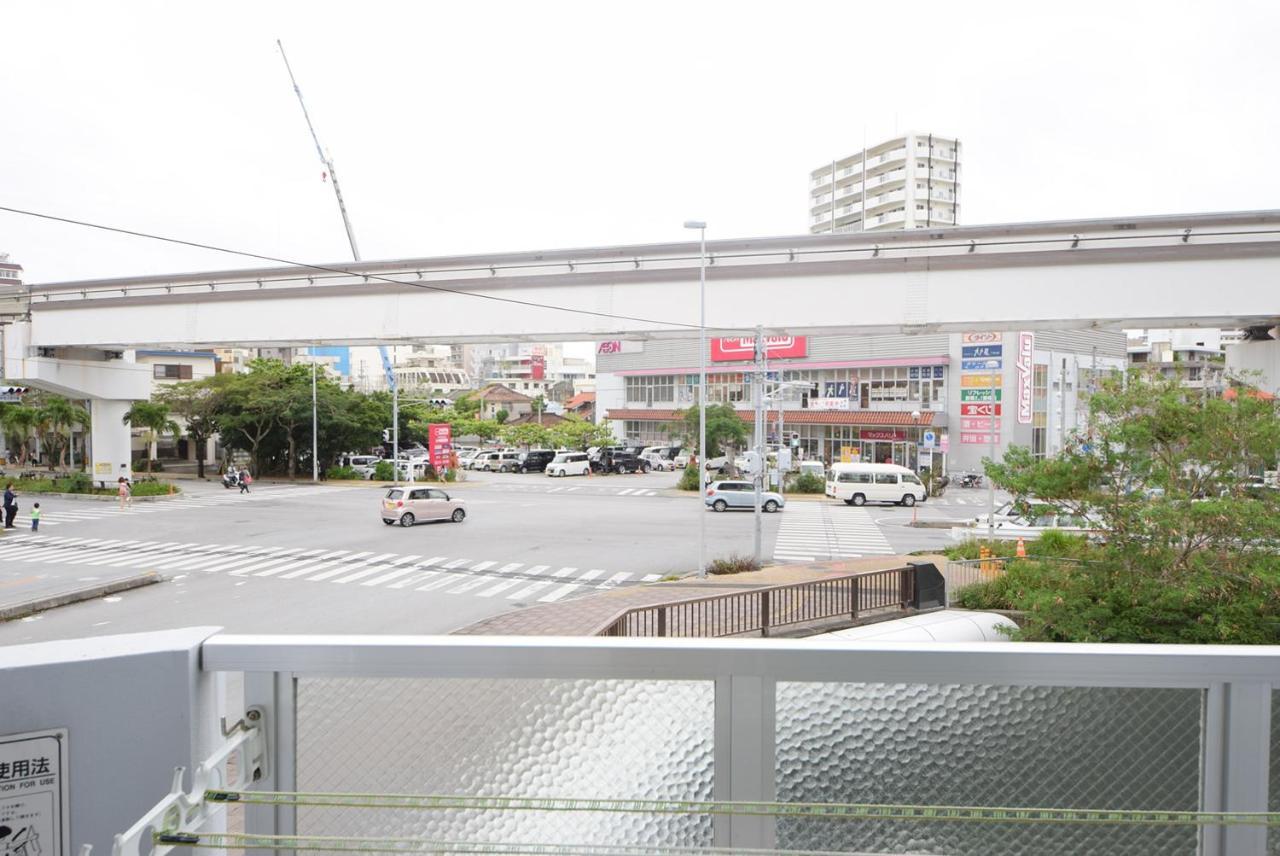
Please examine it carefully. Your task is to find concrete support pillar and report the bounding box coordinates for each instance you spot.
[90,399,134,487]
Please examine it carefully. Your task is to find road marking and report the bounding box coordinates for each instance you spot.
[538,583,580,602]
[353,555,424,587]
[306,552,390,582]
[253,548,328,577]
[276,551,357,580]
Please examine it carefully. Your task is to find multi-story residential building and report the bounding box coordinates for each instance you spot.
[808,133,961,234]
[597,331,1126,474]
[392,346,472,397]
[0,253,22,287]
[132,350,221,465]
[1127,329,1226,392]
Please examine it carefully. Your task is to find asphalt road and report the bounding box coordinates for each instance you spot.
[0,471,1001,645]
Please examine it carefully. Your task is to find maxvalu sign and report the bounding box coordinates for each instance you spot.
[1016,332,1035,424]
[711,336,808,362]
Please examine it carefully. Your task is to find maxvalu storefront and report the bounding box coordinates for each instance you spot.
[597,330,1126,475]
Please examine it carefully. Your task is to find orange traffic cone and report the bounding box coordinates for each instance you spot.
[1016,537,1026,558]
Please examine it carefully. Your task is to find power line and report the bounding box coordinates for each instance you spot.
[0,205,703,331]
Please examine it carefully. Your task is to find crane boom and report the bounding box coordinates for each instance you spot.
[277,39,362,264]
[276,39,395,390]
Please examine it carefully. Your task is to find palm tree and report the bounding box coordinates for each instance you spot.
[122,401,180,475]
[39,396,91,470]
[3,406,43,465]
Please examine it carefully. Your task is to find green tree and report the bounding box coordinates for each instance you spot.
[973,370,1280,643]
[501,422,552,449]
[494,409,509,425]
[157,378,222,479]
[39,396,90,470]
[550,416,616,451]
[675,403,747,458]
[0,404,41,466]
[122,400,180,475]
[216,360,288,474]
[452,392,481,417]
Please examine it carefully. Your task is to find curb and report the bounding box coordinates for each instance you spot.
[0,491,185,503]
[0,571,162,621]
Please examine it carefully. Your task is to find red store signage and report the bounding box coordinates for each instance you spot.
[428,423,453,469]
[960,403,1002,417]
[711,336,808,362]
[859,429,907,441]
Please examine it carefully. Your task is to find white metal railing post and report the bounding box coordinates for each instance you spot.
[1202,682,1272,855]
[713,674,777,849]
[243,671,297,853]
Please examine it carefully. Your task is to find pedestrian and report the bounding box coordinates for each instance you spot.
[3,482,16,529]
[239,468,252,494]
[117,476,132,510]
[30,502,40,532]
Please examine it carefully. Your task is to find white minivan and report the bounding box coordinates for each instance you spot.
[825,462,927,507]
[546,451,592,477]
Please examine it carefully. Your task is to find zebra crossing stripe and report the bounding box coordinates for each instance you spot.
[331,555,415,585]
[277,551,356,580]
[598,572,631,588]
[416,572,461,592]
[307,553,391,582]
[267,550,351,579]
[507,580,552,600]
[539,583,580,602]
[376,557,446,588]
[250,549,328,578]
[551,566,577,578]
[475,564,527,597]
[351,555,422,587]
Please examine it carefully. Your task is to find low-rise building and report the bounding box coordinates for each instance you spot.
[597,331,1126,474]
[1127,329,1226,392]
[475,384,534,421]
[132,350,220,465]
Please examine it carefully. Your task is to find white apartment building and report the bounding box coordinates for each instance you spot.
[1127,328,1227,392]
[808,132,961,234]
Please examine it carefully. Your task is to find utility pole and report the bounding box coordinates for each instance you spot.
[1059,357,1068,452]
[753,325,765,564]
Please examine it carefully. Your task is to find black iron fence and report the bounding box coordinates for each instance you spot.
[595,562,944,638]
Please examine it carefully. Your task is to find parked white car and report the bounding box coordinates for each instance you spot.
[546,451,592,477]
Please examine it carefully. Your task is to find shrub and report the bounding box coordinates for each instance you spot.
[132,480,178,496]
[54,472,94,494]
[373,460,396,480]
[678,463,701,491]
[786,472,825,494]
[325,465,360,480]
[707,554,762,575]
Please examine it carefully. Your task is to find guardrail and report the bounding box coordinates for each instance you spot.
[596,563,945,637]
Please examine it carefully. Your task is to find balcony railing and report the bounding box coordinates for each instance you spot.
[13,628,1279,855]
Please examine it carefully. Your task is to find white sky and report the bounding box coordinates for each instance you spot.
[3,1,1278,299]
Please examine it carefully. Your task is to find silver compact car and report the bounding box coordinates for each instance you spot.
[704,481,785,513]
[381,487,466,527]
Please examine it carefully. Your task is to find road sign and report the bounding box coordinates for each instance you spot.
[922,430,936,447]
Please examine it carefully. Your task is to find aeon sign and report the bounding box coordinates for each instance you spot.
[1016,332,1035,424]
[711,336,808,362]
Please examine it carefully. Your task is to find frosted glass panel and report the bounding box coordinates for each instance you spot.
[777,682,1202,855]
[295,678,713,847]
[1269,690,1280,856]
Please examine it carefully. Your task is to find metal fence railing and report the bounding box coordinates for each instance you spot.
[595,564,945,638]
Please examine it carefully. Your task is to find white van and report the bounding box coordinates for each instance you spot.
[825,462,927,507]
[546,451,591,477]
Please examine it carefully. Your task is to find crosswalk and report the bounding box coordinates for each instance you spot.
[0,534,661,603]
[19,484,362,528]
[771,502,894,563]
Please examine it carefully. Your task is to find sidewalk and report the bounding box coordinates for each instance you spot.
[454,554,947,636]
[0,532,160,621]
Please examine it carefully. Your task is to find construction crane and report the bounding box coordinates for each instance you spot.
[277,40,400,480]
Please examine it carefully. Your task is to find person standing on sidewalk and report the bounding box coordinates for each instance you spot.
[117,476,132,510]
[30,502,40,532]
[3,483,16,529]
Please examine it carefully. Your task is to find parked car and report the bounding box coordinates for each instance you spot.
[798,460,825,480]
[596,450,645,474]
[825,462,927,507]
[491,451,522,473]
[381,487,466,527]
[458,450,484,470]
[704,480,785,513]
[518,449,557,473]
[339,454,381,479]
[546,451,592,477]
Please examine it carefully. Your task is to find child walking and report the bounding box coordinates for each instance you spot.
[31,502,40,532]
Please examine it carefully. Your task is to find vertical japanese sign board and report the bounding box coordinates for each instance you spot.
[0,729,69,856]
[428,423,452,471]
[1016,332,1035,424]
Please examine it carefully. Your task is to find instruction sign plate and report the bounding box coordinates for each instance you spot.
[0,729,69,856]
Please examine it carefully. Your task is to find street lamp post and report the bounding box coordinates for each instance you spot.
[684,220,708,578]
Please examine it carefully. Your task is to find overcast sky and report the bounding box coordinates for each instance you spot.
[3,0,1278,289]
